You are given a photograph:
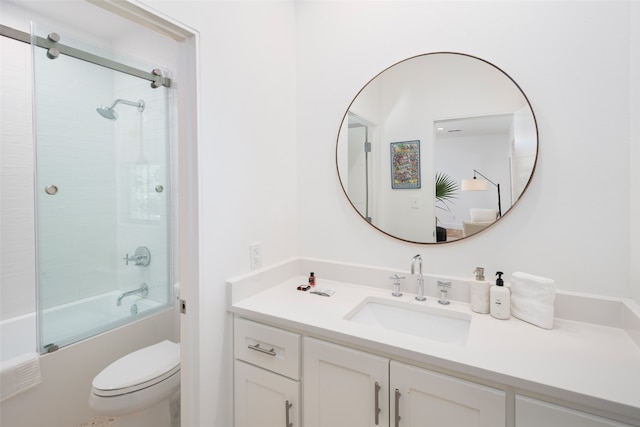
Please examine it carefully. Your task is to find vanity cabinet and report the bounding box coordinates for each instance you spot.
[303,337,506,427]
[304,337,390,427]
[234,318,300,427]
[234,318,631,427]
[391,361,505,427]
[234,361,299,427]
[515,396,633,427]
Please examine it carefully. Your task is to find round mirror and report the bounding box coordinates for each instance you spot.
[336,52,538,244]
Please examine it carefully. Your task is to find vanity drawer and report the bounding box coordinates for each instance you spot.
[234,317,300,380]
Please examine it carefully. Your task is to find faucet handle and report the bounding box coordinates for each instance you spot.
[473,267,485,281]
[123,246,151,267]
[389,274,406,282]
[438,280,451,289]
[438,281,451,305]
[390,274,405,297]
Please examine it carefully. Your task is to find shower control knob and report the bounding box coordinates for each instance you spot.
[45,185,58,195]
[123,246,151,267]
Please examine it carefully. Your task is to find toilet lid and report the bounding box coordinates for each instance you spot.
[92,340,180,396]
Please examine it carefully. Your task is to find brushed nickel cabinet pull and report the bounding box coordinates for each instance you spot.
[285,400,293,427]
[394,388,402,427]
[248,343,276,356]
[374,381,382,425]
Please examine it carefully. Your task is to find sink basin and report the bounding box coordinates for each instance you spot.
[344,297,471,345]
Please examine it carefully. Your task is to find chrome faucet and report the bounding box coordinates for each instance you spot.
[117,283,149,306]
[411,254,426,301]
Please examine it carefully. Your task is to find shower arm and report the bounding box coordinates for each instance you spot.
[110,99,145,111]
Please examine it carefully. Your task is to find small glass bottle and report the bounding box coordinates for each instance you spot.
[308,272,316,287]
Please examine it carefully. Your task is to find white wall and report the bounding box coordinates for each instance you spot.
[632,1,640,305]
[297,0,635,299]
[138,2,298,425]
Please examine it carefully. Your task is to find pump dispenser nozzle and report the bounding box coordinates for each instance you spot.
[496,271,504,286]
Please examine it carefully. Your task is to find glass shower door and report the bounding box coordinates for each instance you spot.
[32,24,173,353]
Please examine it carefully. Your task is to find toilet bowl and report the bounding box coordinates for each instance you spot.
[89,340,180,427]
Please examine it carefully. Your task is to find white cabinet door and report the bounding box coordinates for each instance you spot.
[390,361,506,427]
[304,337,390,427]
[516,396,633,427]
[234,360,299,427]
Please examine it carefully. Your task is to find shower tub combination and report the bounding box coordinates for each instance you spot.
[29,22,174,353]
[0,3,183,423]
[0,20,175,414]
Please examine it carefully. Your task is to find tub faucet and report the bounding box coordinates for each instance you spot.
[117,283,149,306]
[411,254,426,301]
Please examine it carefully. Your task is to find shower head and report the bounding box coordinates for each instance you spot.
[96,99,145,121]
[97,106,118,120]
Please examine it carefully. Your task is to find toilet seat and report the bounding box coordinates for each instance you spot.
[92,340,180,397]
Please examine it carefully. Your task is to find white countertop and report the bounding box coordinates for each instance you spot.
[230,273,640,423]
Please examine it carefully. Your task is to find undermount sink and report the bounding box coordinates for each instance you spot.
[344,297,471,345]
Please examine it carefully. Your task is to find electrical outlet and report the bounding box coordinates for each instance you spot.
[249,242,262,270]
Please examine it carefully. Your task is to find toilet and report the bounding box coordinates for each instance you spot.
[89,340,180,427]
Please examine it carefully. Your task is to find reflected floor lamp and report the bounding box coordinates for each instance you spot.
[461,169,502,217]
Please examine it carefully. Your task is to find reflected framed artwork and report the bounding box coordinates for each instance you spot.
[391,140,421,189]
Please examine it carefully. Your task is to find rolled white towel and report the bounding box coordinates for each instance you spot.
[511,272,556,329]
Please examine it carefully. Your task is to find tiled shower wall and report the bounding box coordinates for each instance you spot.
[1,36,36,320]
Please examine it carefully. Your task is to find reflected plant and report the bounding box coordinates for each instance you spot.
[435,172,459,211]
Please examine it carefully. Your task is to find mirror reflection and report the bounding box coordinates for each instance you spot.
[336,53,538,244]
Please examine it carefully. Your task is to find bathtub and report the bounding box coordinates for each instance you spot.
[0,312,36,364]
[1,290,166,363]
[0,291,175,426]
[40,291,166,351]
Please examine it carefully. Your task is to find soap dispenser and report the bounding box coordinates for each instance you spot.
[490,271,510,320]
[470,267,490,314]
